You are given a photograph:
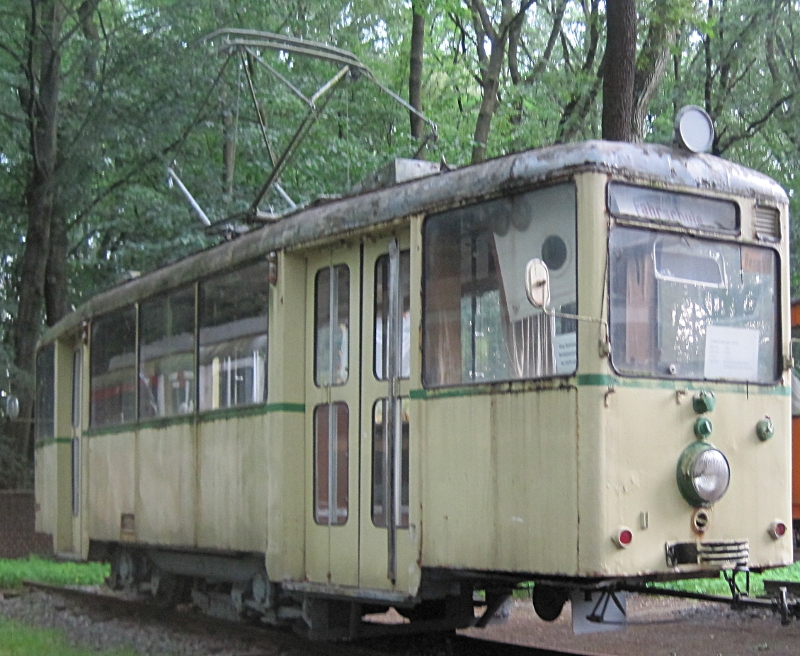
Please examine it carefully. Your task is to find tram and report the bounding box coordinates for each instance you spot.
[32,109,793,637]
[791,302,800,546]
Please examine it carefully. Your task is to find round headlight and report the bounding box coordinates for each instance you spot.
[676,442,730,507]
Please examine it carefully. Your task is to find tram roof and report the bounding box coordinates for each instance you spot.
[41,139,788,345]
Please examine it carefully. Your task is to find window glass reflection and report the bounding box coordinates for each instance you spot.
[423,184,577,387]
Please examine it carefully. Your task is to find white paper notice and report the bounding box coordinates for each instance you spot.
[703,325,759,380]
[555,332,577,375]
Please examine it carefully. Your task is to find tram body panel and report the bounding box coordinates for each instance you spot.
[86,431,135,543]
[34,442,61,542]
[588,386,792,576]
[136,424,196,547]
[419,388,578,575]
[265,252,307,582]
[196,416,267,552]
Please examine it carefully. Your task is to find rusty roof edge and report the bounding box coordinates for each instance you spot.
[40,141,788,345]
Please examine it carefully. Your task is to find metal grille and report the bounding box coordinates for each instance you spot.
[697,540,749,566]
[754,206,780,241]
[666,540,749,567]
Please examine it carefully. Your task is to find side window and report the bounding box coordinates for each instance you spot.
[90,306,136,427]
[35,344,55,442]
[371,398,409,528]
[314,265,350,387]
[199,261,269,411]
[314,402,349,525]
[139,286,195,419]
[423,183,577,387]
[71,349,81,429]
[374,251,411,380]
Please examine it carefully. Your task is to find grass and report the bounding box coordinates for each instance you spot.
[650,561,800,598]
[0,558,139,655]
[0,556,109,591]
[0,618,139,656]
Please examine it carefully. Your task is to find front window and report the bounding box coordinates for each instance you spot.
[609,226,779,383]
[423,183,577,387]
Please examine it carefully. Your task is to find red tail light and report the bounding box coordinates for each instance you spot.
[614,527,633,548]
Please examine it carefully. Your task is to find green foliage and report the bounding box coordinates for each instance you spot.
[0,618,140,656]
[0,557,109,591]
[650,562,800,599]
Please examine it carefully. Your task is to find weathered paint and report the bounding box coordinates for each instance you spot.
[594,386,791,575]
[418,388,579,574]
[34,144,793,605]
[87,431,136,543]
[196,416,266,551]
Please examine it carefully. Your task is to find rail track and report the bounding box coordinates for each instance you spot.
[15,581,604,656]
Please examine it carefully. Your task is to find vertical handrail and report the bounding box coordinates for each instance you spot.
[328,267,339,526]
[385,240,401,583]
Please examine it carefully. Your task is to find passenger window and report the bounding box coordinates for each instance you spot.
[199,262,269,411]
[423,183,577,387]
[71,349,81,429]
[35,344,55,441]
[374,251,411,380]
[314,265,350,387]
[90,306,136,427]
[139,286,195,419]
[314,402,349,525]
[371,398,409,528]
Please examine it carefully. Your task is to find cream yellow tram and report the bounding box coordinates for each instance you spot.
[33,133,792,637]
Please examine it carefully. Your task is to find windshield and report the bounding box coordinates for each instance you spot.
[609,226,779,383]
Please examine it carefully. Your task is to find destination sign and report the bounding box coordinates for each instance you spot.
[608,182,738,233]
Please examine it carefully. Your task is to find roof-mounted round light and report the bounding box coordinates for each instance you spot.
[674,105,714,154]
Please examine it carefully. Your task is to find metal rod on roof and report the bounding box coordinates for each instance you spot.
[167,167,212,226]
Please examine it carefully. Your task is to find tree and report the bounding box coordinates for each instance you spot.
[0,0,237,487]
[467,0,535,163]
[602,0,637,141]
[410,1,426,143]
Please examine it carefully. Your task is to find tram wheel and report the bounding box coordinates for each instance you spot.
[532,584,568,622]
[109,549,136,590]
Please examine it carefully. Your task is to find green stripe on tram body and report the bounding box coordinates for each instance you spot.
[34,437,73,450]
[83,401,307,438]
[410,375,790,400]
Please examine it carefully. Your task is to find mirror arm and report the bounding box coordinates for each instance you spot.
[541,305,610,358]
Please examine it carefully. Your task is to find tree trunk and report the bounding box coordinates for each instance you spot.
[471,33,507,163]
[8,0,65,488]
[602,0,637,142]
[45,201,69,326]
[631,0,674,141]
[409,2,425,144]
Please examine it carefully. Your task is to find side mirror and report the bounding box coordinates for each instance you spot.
[525,258,551,310]
[2,394,19,420]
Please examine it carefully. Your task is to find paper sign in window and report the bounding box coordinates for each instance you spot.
[703,325,759,381]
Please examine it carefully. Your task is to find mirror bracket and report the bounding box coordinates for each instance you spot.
[524,257,610,358]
